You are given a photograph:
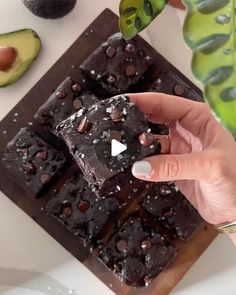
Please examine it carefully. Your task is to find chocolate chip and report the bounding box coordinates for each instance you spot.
[116,239,128,252]
[73,98,83,110]
[141,240,151,251]
[125,43,135,53]
[107,75,116,84]
[162,207,175,217]
[77,117,91,133]
[109,130,122,142]
[106,46,116,58]
[72,83,82,93]
[125,64,136,77]
[139,132,155,146]
[110,107,123,122]
[36,151,48,160]
[78,200,90,212]
[18,148,28,157]
[55,90,66,99]
[159,184,172,196]
[173,84,185,96]
[40,173,50,184]
[62,206,72,218]
[23,162,36,175]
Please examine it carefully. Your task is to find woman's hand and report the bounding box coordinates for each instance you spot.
[129,93,236,244]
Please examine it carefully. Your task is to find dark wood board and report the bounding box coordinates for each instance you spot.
[0,9,217,295]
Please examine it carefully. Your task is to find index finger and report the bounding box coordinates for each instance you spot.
[128,92,201,122]
[128,92,209,136]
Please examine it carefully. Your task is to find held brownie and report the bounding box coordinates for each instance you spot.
[57,95,161,197]
[80,33,153,96]
[99,215,176,287]
[46,171,119,245]
[142,183,202,240]
[34,76,99,135]
[2,128,66,196]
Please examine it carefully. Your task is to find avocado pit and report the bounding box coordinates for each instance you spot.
[0,46,17,71]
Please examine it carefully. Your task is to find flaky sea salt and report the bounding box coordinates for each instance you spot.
[116,185,121,191]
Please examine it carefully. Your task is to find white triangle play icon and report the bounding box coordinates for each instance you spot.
[111,139,127,157]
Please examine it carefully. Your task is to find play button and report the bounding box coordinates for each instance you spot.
[111,139,127,157]
[94,125,142,172]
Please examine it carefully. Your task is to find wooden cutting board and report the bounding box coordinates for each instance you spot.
[0,8,217,295]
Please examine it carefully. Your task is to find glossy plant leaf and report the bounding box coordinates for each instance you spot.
[119,0,169,39]
[183,0,236,135]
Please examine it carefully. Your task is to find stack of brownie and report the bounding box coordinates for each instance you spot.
[2,32,202,287]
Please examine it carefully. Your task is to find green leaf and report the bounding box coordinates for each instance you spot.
[119,0,169,39]
[183,0,236,136]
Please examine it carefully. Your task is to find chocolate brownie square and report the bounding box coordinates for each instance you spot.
[34,77,98,134]
[147,70,202,135]
[46,171,119,245]
[2,128,66,196]
[80,33,153,96]
[57,95,161,197]
[142,183,202,240]
[148,70,202,101]
[99,215,176,287]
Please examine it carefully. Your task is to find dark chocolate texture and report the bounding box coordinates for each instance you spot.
[148,70,202,101]
[80,33,153,96]
[142,183,202,240]
[34,76,98,134]
[57,95,161,197]
[2,128,66,196]
[46,171,119,245]
[99,215,176,287]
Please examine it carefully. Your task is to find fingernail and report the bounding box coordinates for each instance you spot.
[132,160,152,177]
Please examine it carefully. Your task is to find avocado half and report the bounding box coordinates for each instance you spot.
[0,29,41,87]
[22,0,77,19]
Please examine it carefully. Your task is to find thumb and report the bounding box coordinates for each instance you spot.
[132,153,205,182]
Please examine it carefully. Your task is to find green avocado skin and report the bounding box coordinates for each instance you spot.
[0,29,41,88]
[22,0,77,19]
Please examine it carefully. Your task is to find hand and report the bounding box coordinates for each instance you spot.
[129,93,236,244]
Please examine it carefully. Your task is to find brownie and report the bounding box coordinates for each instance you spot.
[99,215,176,287]
[142,183,202,240]
[57,95,161,197]
[148,69,202,101]
[34,76,99,134]
[46,171,119,245]
[147,70,202,136]
[80,33,153,96]
[2,128,66,196]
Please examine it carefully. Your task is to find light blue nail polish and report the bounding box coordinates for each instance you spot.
[132,160,152,176]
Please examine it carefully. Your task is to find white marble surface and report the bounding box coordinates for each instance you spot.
[0,1,235,294]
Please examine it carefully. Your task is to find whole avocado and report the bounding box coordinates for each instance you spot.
[22,0,77,19]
